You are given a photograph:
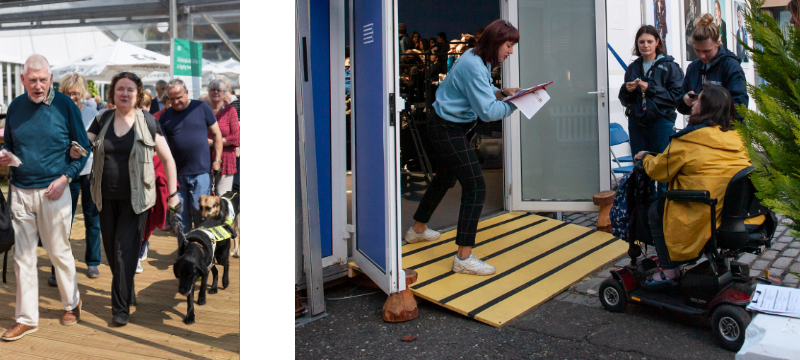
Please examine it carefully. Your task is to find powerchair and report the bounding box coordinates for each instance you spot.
[598,166,779,351]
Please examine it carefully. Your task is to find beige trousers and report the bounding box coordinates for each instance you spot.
[215,174,234,195]
[12,185,79,326]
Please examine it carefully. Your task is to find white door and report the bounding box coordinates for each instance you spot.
[349,0,405,294]
[505,0,611,212]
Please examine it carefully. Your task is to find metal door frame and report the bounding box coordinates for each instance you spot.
[504,0,611,213]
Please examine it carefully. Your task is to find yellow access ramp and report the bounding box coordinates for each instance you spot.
[403,212,626,327]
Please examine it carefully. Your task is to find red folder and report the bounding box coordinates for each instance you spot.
[503,81,553,102]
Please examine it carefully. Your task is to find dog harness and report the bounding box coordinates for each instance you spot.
[221,196,236,226]
[194,227,234,271]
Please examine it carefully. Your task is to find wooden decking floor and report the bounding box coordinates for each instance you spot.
[0,210,240,360]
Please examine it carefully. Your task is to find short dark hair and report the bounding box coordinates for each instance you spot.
[632,25,666,56]
[437,32,447,41]
[687,84,734,131]
[476,28,484,36]
[472,19,520,67]
[398,23,407,35]
[108,72,146,109]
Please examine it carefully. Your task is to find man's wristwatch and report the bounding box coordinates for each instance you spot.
[64,175,72,183]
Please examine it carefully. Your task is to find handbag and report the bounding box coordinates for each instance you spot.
[0,174,15,283]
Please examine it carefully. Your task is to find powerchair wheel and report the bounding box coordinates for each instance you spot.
[711,304,750,351]
[599,279,627,312]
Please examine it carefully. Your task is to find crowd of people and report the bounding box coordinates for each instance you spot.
[396,23,500,107]
[0,53,240,341]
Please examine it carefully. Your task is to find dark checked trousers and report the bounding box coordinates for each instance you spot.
[413,111,486,247]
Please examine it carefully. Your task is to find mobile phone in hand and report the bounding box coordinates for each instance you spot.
[71,141,89,157]
[687,93,698,99]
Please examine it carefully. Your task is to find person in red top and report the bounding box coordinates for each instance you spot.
[206,79,240,195]
[136,95,169,273]
[153,93,169,120]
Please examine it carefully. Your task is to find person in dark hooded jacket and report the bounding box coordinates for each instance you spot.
[677,13,748,121]
[619,25,683,196]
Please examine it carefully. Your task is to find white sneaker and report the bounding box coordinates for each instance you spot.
[452,254,496,276]
[135,260,143,274]
[404,227,441,244]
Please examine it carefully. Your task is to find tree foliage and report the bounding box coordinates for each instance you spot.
[737,0,800,232]
[87,80,98,98]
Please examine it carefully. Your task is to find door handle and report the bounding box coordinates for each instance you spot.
[588,90,605,97]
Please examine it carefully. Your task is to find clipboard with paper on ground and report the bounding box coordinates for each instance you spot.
[503,81,553,119]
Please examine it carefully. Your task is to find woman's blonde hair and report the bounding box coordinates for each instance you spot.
[140,91,152,109]
[60,73,89,100]
[692,13,720,44]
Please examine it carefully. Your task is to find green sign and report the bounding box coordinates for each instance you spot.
[173,38,202,77]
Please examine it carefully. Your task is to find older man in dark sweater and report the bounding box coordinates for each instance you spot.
[0,55,91,342]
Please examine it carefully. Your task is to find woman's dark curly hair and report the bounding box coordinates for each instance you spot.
[687,84,734,131]
[108,71,146,109]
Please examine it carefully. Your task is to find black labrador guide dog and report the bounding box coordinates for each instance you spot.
[172,193,238,325]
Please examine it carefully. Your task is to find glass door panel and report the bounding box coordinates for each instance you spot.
[510,0,609,211]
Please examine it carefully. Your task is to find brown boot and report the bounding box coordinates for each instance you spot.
[1,323,38,341]
[61,299,81,326]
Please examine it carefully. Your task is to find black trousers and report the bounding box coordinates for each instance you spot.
[648,197,676,269]
[413,111,485,247]
[99,198,147,316]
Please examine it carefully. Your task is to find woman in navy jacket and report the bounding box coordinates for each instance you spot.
[677,14,748,120]
[618,25,684,195]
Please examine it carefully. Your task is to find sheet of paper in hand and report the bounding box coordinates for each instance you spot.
[0,150,22,167]
[503,82,553,119]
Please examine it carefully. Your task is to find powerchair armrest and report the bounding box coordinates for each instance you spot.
[666,190,716,206]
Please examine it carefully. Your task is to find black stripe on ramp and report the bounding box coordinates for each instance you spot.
[407,219,550,271]
[466,237,621,319]
[411,222,569,290]
[438,229,594,302]
[403,213,533,257]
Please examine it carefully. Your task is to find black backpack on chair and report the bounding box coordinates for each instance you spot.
[0,174,14,283]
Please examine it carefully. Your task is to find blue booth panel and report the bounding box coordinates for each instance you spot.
[309,0,333,258]
[353,0,387,272]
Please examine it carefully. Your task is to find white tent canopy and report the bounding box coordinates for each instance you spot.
[144,58,240,87]
[202,58,240,88]
[50,39,170,82]
[0,27,116,65]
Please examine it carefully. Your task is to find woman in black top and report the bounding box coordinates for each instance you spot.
[618,25,684,196]
[71,72,179,325]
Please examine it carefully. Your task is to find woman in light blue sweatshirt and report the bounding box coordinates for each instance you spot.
[404,19,522,276]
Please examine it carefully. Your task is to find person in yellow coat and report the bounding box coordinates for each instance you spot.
[632,85,751,287]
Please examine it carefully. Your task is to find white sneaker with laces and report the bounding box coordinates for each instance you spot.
[404,227,441,244]
[135,260,143,274]
[452,254,496,276]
